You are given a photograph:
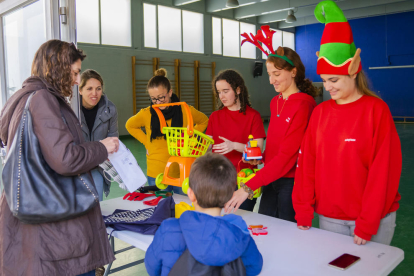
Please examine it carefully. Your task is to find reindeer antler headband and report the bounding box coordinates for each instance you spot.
[241,25,295,67]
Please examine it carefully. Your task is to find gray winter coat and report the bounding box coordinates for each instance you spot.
[80,94,119,196]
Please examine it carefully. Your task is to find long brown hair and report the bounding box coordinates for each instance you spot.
[355,70,380,98]
[213,69,251,114]
[31,40,86,98]
[267,47,318,97]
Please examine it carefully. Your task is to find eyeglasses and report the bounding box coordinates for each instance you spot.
[149,95,167,104]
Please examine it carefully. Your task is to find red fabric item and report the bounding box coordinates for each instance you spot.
[321,22,353,45]
[246,93,316,191]
[293,96,402,241]
[206,105,266,170]
[144,196,163,206]
[316,58,362,75]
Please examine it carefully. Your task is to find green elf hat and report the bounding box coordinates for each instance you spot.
[315,0,362,75]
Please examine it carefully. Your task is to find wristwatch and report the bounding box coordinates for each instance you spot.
[240,182,254,200]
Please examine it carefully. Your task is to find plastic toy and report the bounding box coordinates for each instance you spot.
[123,192,155,201]
[243,135,262,161]
[236,160,262,199]
[143,191,173,206]
[143,196,163,206]
[152,102,214,194]
[155,190,174,198]
[248,225,268,236]
[175,202,195,218]
[237,171,246,178]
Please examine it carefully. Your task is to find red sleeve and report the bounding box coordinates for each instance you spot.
[292,114,317,227]
[354,103,402,241]
[205,112,215,137]
[246,103,313,191]
[251,112,266,139]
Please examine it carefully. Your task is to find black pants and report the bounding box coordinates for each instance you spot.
[258,178,296,222]
[239,197,257,212]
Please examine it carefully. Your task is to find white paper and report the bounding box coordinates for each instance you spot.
[106,141,147,192]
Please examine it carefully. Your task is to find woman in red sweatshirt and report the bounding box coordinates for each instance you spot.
[293,1,402,245]
[225,28,318,222]
[206,69,266,212]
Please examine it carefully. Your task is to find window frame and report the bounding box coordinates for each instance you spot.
[76,0,133,48]
[182,9,204,54]
[143,2,205,55]
[240,21,256,60]
[212,17,259,60]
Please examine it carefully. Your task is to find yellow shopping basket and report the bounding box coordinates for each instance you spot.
[152,102,214,158]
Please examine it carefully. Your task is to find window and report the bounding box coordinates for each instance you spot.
[283,31,295,50]
[76,0,131,47]
[182,11,204,54]
[222,19,239,58]
[212,17,222,55]
[143,3,157,48]
[158,6,182,51]
[213,19,258,59]
[240,22,256,59]
[262,28,282,59]
[143,5,204,54]
[262,29,294,59]
[76,0,99,44]
[101,0,131,46]
[3,0,46,99]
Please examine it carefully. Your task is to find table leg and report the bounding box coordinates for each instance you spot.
[103,236,115,276]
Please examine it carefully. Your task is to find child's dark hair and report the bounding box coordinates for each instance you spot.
[189,153,237,208]
[147,68,171,92]
[213,69,251,114]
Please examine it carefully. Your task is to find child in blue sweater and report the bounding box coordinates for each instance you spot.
[145,153,263,276]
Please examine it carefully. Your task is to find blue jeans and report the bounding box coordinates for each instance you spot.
[258,178,296,222]
[147,176,185,195]
[77,270,95,276]
[91,168,104,201]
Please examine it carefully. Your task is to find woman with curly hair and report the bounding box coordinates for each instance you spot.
[0,40,117,276]
[206,69,266,211]
[225,47,318,221]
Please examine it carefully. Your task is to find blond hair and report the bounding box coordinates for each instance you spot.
[355,70,380,98]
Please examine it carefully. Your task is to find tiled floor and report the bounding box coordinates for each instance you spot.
[103,122,414,276]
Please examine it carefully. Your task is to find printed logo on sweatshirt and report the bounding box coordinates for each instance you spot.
[286,117,291,123]
[345,139,356,142]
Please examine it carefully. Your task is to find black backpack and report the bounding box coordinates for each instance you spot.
[168,248,246,276]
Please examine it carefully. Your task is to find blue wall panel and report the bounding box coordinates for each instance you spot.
[295,11,414,116]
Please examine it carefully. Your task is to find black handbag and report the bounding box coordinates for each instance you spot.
[2,92,99,224]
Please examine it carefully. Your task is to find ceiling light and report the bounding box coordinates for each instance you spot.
[285,9,296,23]
[226,0,239,8]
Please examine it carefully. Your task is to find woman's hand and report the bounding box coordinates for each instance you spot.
[213,136,235,155]
[242,156,263,166]
[224,188,249,213]
[353,234,367,245]
[297,226,311,230]
[100,137,119,154]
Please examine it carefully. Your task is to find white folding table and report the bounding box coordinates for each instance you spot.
[101,195,404,276]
